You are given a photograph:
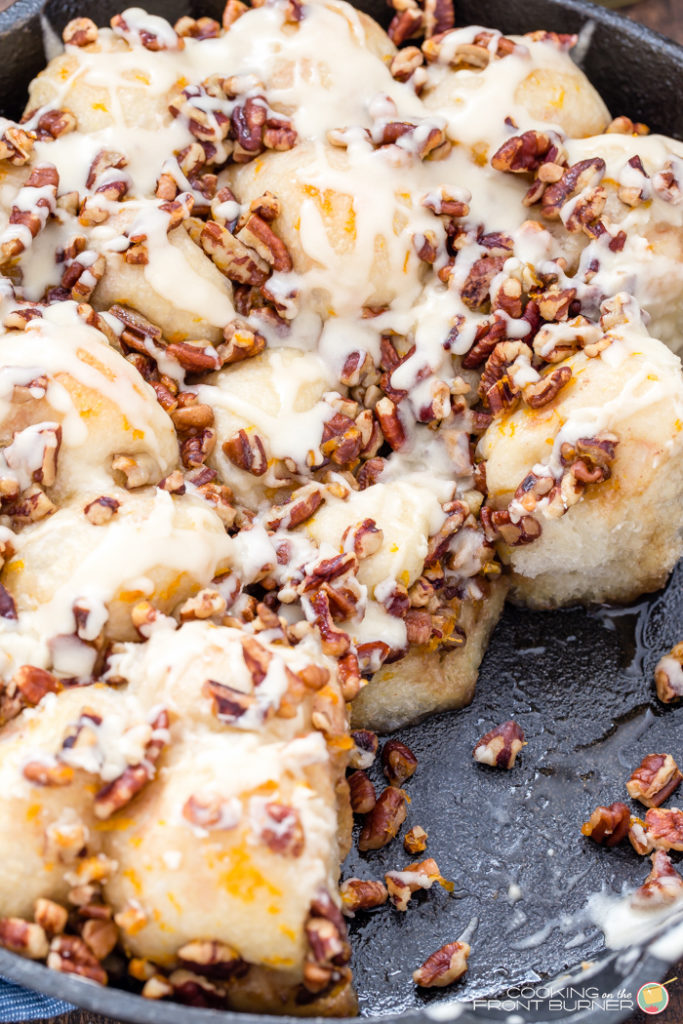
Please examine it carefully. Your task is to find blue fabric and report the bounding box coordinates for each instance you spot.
[0,978,73,1021]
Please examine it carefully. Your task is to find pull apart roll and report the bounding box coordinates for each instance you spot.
[479,312,683,607]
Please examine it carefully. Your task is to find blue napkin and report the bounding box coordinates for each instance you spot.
[0,978,73,1021]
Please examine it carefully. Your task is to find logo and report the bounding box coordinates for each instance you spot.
[637,983,670,1015]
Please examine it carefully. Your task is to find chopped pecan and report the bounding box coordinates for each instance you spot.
[522,365,572,408]
[413,941,470,987]
[348,770,377,814]
[34,899,67,937]
[374,397,406,451]
[222,429,267,476]
[47,934,107,985]
[182,793,240,831]
[174,16,221,39]
[310,591,351,657]
[424,500,467,567]
[631,851,683,909]
[178,940,246,979]
[342,519,383,561]
[203,679,258,724]
[13,665,59,705]
[641,807,683,852]
[179,589,226,622]
[491,130,560,173]
[198,219,269,286]
[81,919,118,960]
[404,825,428,854]
[181,428,216,468]
[0,123,34,166]
[0,918,48,959]
[93,709,169,819]
[461,256,506,311]
[385,857,449,911]
[473,721,525,769]
[382,739,418,786]
[111,11,183,51]
[259,801,304,856]
[358,787,407,851]
[220,320,267,365]
[23,760,74,787]
[541,158,606,220]
[340,879,388,914]
[655,644,683,703]
[349,730,379,770]
[237,213,292,273]
[83,496,120,525]
[581,801,630,846]
[241,635,271,685]
[653,160,682,205]
[63,17,98,46]
[266,484,323,531]
[627,754,682,808]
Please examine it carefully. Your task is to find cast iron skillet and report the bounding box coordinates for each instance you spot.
[0,0,681,1021]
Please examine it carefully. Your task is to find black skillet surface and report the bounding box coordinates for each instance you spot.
[0,0,681,1021]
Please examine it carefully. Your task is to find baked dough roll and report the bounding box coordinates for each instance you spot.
[92,221,235,345]
[297,472,501,730]
[421,28,610,153]
[2,488,233,657]
[0,301,178,503]
[351,576,506,732]
[479,316,683,607]
[197,347,335,509]
[102,622,354,1011]
[0,684,139,919]
[545,133,683,354]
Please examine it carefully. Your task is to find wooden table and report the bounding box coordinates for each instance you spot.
[21,2,683,1024]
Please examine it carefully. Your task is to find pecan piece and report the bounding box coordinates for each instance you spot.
[203,679,258,724]
[375,397,405,451]
[631,851,683,910]
[541,158,606,220]
[522,366,572,408]
[349,729,379,770]
[34,899,68,937]
[461,255,506,311]
[93,709,169,819]
[413,941,470,987]
[642,807,683,852]
[581,801,630,846]
[348,770,377,814]
[265,484,323,531]
[81,919,118,960]
[63,17,98,46]
[47,934,107,985]
[627,754,682,808]
[83,496,120,525]
[259,802,304,856]
[491,130,559,173]
[0,918,48,958]
[178,940,246,979]
[13,665,59,705]
[655,643,683,703]
[339,879,388,914]
[222,429,267,476]
[385,857,449,911]
[358,787,407,851]
[237,213,292,273]
[473,721,525,769]
[23,760,74,787]
[382,739,418,786]
[404,825,428,854]
[198,220,269,286]
[220,320,267,365]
